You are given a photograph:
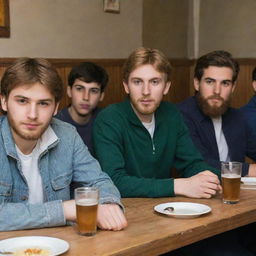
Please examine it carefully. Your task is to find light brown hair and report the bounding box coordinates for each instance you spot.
[0,57,64,102]
[123,47,172,83]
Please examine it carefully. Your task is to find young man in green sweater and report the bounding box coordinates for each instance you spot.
[93,47,221,198]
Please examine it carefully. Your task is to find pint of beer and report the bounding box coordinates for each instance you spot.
[221,162,242,204]
[75,187,99,236]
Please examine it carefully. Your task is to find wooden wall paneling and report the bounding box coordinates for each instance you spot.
[163,59,194,104]
[0,58,256,111]
[232,60,256,108]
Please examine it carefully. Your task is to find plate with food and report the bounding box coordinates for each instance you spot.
[154,202,211,218]
[0,236,69,256]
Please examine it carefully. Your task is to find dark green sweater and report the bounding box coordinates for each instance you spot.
[93,99,220,197]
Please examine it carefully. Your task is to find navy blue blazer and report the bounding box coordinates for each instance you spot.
[177,96,256,176]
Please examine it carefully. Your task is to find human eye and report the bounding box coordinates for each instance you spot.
[132,79,142,85]
[222,80,232,87]
[74,85,83,91]
[16,98,27,104]
[205,78,214,85]
[39,101,50,107]
[90,88,100,94]
[151,79,160,86]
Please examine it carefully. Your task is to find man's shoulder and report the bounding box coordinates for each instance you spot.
[240,96,256,112]
[51,118,77,134]
[176,96,196,113]
[158,101,180,115]
[55,107,69,121]
[96,102,127,121]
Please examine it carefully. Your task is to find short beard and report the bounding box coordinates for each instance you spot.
[8,114,50,141]
[195,93,230,118]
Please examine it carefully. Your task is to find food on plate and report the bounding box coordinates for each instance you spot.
[14,248,50,256]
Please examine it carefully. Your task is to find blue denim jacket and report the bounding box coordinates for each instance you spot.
[0,116,122,231]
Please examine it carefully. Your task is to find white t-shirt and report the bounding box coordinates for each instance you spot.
[142,115,155,138]
[211,116,230,162]
[15,126,58,204]
[16,143,43,204]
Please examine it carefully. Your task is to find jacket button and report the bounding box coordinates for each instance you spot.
[21,196,28,201]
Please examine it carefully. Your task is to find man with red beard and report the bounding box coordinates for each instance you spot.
[93,47,222,198]
[178,50,256,177]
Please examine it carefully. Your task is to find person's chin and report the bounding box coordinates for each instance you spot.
[78,110,91,116]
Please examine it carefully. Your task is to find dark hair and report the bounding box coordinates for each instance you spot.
[194,50,239,83]
[68,62,108,92]
[123,47,172,84]
[0,57,64,102]
[252,67,256,81]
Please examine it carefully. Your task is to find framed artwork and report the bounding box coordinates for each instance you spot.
[103,0,120,14]
[0,0,10,37]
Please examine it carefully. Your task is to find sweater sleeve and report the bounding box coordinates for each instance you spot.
[173,112,221,179]
[93,111,174,198]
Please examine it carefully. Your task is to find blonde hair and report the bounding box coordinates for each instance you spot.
[123,47,172,83]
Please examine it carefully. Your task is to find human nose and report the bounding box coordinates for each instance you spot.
[83,89,89,101]
[213,83,221,95]
[142,83,150,96]
[27,104,38,120]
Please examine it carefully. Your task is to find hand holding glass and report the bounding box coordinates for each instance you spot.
[221,162,242,204]
[75,187,99,236]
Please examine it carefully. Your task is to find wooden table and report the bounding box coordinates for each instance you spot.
[1,189,256,255]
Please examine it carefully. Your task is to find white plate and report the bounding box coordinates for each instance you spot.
[154,202,211,218]
[241,177,256,185]
[241,177,256,190]
[0,236,69,255]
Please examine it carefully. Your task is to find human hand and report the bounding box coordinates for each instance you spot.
[97,204,128,231]
[62,200,76,221]
[248,164,256,177]
[174,170,222,198]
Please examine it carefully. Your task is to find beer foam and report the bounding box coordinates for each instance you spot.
[76,198,98,206]
[222,173,241,179]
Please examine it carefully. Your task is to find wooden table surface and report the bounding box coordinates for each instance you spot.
[1,189,256,256]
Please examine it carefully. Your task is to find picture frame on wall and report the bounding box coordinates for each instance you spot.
[0,0,10,37]
[103,0,120,14]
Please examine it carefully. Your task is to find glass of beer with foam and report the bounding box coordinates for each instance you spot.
[221,162,242,204]
[75,187,99,236]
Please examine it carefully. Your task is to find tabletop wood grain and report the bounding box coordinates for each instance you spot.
[1,189,256,256]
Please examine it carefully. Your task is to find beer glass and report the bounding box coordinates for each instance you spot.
[75,187,99,236]
[221,162,242,204]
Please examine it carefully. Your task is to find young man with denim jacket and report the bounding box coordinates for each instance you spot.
[0,58,127,231]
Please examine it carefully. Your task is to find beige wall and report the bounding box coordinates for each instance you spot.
[199,0,256,57]
[1,0,256,59]
[143,0,189,58]
[0,0,143,58]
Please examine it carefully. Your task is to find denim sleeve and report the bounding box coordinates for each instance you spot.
[0,200,65,231]
[71,133,123,207]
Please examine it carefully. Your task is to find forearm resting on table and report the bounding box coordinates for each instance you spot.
[62,200,127,231]
[248,164,256,176]
[174,170,222,198]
